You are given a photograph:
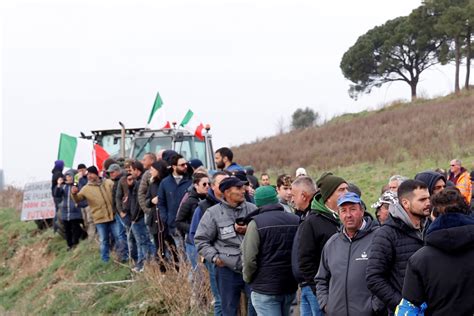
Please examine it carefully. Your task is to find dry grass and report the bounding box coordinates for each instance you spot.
[233,93,474,174]
[139,252,213,315]
[0,186,23,211]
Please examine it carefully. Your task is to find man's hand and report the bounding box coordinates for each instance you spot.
[57,177,64,186]
[119,211,127,218]
[234,223,247,235]
[214,257,225,267]
[71,185,79,194]
[151,196,158,205]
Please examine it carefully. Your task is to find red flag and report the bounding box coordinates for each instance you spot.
[195,123,205,141]
[94,144,110,172]
[163,121,171,129]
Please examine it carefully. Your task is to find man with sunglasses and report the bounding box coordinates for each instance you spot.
[448,159,472,204]
[157,154,192,256]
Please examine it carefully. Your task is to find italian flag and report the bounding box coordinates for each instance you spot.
[179,109,206,141]
[147,91,171,129]
[57,133,110,171]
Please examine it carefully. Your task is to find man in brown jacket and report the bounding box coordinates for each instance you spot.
[72,166,128,262]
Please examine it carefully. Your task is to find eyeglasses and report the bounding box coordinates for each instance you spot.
[201,182,209,187]
[178,163,188,167]
[450,164,456,167]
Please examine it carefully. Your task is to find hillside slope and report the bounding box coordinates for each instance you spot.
[0,207,211,314]
[233,92,474,205]
[233,93,474,173]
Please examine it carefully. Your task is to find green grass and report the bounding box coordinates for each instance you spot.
[0,208,163,314]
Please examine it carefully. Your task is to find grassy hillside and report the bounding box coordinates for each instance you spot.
[0,205,212,315]
[233,92,474,205]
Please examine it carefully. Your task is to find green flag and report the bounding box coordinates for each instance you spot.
[147,92,163,124]
[179,109,194,127]
[57,133,77,168]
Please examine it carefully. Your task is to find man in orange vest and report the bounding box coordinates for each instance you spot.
[448,159,472,204]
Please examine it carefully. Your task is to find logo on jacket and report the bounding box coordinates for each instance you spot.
[355,251,368,261]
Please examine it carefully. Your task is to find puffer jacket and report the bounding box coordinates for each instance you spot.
[366,203,428,312]
[71,178,115,224]
[195,200,257,272]
[401,212,474,315]
[54,183,83,221]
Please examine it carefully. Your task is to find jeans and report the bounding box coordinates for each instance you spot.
[110,213,129,261]
[96,221,114,262]
[130,217,154,269]
[185,243,198,269]
[119,214,138,263]
[251,291,296,316]
[216,266,256,316]
[300,286,324,316]
[204,261,222,316]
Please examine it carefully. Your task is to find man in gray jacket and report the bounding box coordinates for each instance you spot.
[315,192,383,316]
[195,176,257,316]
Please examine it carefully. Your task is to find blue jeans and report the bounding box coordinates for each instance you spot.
[119,214,138,263]
[251,291,296,316]
[130,217,154,269]
[300,286,324,316]
[96,221,114,262]
[185,243,198,269]
[111,213,129,261]
[216,266,256,316]
[204,261,222,316]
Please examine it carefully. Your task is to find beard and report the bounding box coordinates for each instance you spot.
[175,168,187,176]
[216,161,225,169]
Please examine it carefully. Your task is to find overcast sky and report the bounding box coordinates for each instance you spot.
[1,0,462,186]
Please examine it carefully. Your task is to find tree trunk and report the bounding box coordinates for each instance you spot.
[410,82,417,101]
[466,26,471,90]
[455,36,461,94]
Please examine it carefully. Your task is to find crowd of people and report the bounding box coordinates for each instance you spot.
[50,149,474,316]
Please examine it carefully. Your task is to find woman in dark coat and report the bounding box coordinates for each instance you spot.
[145,160,169,263]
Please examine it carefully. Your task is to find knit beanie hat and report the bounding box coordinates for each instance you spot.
[316,172,347,203]
[254,186,279,207]
[87,166,99,176]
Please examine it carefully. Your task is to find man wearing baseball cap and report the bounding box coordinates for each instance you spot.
[315,192,383,315]
[292,172,348,316]
[195,176,257,316]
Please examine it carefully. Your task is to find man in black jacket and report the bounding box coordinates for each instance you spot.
[292,173,347,316]
[366,180,431,314]
[398,188,474,315]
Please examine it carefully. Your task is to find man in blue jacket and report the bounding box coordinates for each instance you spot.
[157,154,192,260]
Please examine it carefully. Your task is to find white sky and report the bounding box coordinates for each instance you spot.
[1,0,461,186]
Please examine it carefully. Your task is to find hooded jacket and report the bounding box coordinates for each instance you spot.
[194,199,257,272]
[401,212,474,316]
[292,192,340,287]
[54,183,83,221]
[315,217,384,316]
[366,203,428,312]
[71,178,115,224]
[414,171,446,195]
